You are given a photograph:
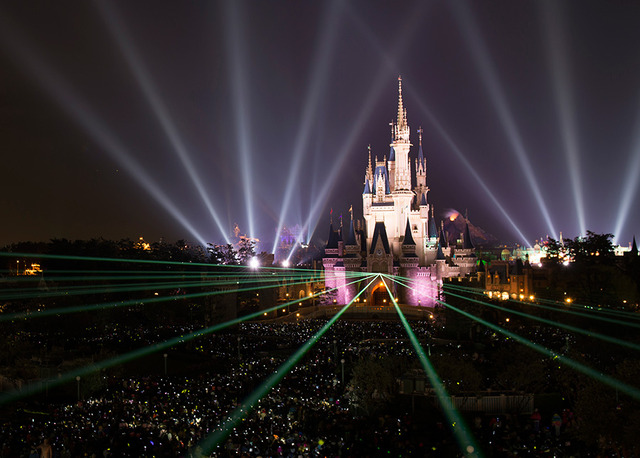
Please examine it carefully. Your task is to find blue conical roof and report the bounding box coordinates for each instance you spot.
[347,218,357,245]
[429,214,438,238]
[438,225,448,248]
[420,192,427,206]
[418,143,425,169]
[403,219,415,246]
[326,223,338,249]
[463,220,474,249]
[363,179,371,195]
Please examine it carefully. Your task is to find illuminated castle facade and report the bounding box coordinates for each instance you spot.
[323,77,476,307]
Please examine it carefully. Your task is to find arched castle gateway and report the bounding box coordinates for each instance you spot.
[323,77,477,307]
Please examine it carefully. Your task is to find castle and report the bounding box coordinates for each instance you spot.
[323,77,476,307]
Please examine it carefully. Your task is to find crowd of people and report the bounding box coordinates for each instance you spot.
[0,319,611,456]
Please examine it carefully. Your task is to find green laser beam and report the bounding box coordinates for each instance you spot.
[194,275,379,455]
[2,251,378,277]
[0,275,318,323]
[0,275,375,406]
[441,284,640,352]
[0,268,332,301]
[431,296,640,402]
[382,280,483,458]
[443,282,640,331]
[386,274,640,400]
[442,282,640,326]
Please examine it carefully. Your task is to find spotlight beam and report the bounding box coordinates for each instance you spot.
[338,4,532,246]
[613,98,640,243]
[450,2,557,240]
[410,93,532,246]
[96,0,231,243]
[223,1,256,239]
[541,1,586,237]
[0,15,208,245]
[272,0,343,254]
[299,3,428,243]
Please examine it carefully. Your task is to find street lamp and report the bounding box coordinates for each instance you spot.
[163,353,168,375]
[341,359,345,385]
[75,376,81,402]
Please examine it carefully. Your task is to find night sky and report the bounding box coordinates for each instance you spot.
[1,1,639,250]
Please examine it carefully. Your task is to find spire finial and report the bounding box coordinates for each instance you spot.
[418,126,423,146]
[349,205,353,221]
[397,75,405,129]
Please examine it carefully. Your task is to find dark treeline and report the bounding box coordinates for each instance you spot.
[540,231,640,308]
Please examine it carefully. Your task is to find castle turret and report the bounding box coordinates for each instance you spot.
[388,122,396,192]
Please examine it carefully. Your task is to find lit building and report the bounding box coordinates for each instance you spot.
[323,77,476,306]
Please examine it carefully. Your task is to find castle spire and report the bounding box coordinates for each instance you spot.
[397,75,405,130]
[393,76,410,145]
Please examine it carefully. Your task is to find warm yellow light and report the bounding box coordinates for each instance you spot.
[565,297,572,304]
[263,312,267,316]
[529,295,535,300]
[505,318,510,322]
[296,313,300,317]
